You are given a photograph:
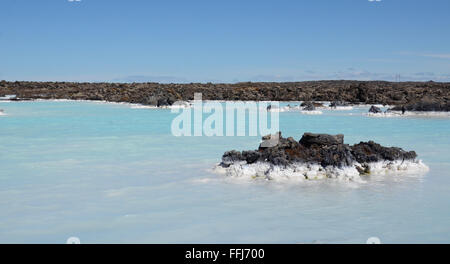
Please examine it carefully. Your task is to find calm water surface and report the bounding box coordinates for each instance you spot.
[0,100,449,243]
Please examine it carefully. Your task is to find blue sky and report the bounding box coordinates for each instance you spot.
[1,0,450,82]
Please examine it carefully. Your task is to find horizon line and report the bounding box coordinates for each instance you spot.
[1,79,446,85]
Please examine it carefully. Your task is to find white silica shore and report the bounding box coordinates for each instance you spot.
[267,107,286,112]
[368,111,450,118]
[326,106,354,110]
[273,105,354,112]
[31,98,194,109]
[130,105,158,109]
[164,103,192,109]
[214,159,429,183]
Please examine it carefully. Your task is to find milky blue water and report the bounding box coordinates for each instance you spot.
[1,100,449,243]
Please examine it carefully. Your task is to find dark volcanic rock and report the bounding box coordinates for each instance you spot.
[351,141,417,163]
[299,133,344,147]
[220,132,418,169]
[301,101,324,108]
[144,96,158,106]
[391,97,450,112]
[330,101,350,108]
[221,150,243,167]
[369,105,382,113]
[301,101,316,111]
[242,151,261,164]
[303,104,315,111]
[156,97,175,107]
[1,80,449,110]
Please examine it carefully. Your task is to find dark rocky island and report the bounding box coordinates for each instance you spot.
[1,80,449,110]
[215,132,428,181]
[369,105,383,113]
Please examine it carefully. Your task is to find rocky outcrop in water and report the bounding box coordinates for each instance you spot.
[220,132,419,175]
[300,101,315,111]
[390,97,450,112]
[1,80,449,108]
[369,105,382,113]
[329,101,351,108]
[300,101,324,111]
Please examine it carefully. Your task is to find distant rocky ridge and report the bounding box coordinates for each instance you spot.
[1,80,449,108]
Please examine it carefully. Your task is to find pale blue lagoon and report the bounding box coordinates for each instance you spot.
[0,100,449,243]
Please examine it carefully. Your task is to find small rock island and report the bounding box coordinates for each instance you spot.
[215,132,428,181]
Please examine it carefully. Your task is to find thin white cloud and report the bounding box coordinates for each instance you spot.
[400,51,450,60]
[421,53,450,59]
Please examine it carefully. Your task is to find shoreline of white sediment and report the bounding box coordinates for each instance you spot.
[213,159,429,183]
[367,111,450,118]
[4,98,192,109]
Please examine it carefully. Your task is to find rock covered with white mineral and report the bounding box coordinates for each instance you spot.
[216,132,428,181]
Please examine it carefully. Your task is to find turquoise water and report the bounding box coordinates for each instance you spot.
[0,100,449,243]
